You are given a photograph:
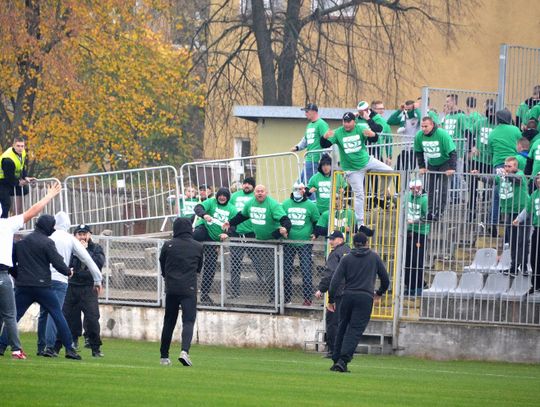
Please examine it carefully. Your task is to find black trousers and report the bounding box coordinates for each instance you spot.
[466,160,491,217]
[426,162,452,216]
[193,226,218,296]
[504,213,529,274]
[332,293,373,364]
[395,149,416,172]
[325,296,341,353]
[62,285,101,351]
[160,294,197,358]
[229,232,256,296]
[405,232,426,291]
[531,228,540,291]
[0,185,11,218]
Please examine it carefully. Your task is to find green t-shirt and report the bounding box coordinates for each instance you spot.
[527,104,540,129]
[230,190,254,234]
[328,123,371,171]
[241,196,287,240]
[443,111,467,157]
[378,120,393,158]
[196,198,238,241]
[413,128,456,167]
[529,139,540,178]
[406,192,430,235]
[428,110,441,125]
[469,117,494,165]
[387,108,422,126]
[307,171,347,215]
[303,118,330,162]
[515,154,527,171]
[488,124,522,167]
[526,189,540,227]
[282,198,320,243]
[317,209,356,234]
[497,171,529,214]
[178,197,198,218]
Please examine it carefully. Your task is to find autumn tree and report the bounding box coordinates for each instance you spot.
[0,1,205,176]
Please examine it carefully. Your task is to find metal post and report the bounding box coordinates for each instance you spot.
[278,244,284,314]
[421,86,429,117]
[157,240,163,306]
[220,243,225,308]
[497,44,508,111]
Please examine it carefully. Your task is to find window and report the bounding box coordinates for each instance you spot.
[240,0,285,16]
[234,138,251,158]
[312,0,356,19]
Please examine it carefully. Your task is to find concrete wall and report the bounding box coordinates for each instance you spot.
[18,304,540,363]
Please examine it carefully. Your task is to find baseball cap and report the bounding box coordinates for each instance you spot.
[357,100,369,111]
[342,112,356,122]
[301,103,318,112]
[327,230,344,240]
[74,224,91,234]
[353,232,368,245]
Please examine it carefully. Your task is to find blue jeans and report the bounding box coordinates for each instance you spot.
[0,286,74,352]
[283,244,313,302]
[0,271,22,351]
[301,161,318,203]
[37,280,68,352]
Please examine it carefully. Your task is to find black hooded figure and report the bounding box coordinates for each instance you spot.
[159,217,203,366]
[0,214,82,359]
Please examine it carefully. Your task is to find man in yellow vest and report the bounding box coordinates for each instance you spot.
[0,137,35,218]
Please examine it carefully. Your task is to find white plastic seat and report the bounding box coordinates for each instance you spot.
[473,274,510,300]
[422,271,458,298]
[463,248,498,273]
[501,275,531,301]
[495,249,511,272]
[448,272,484,299]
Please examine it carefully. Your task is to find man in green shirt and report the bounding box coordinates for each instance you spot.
[387,99,421,171]
[405,179,430,296]
[497,157,529,275]
[488,109,522,229]
[228,177,256,298]
[225,185,292,303]
[282,182,320,306]
[414,117,457,220]
[370,100,393,165]
[307,155,346,215]
[193,188,237,304]
[514,172,540,293]
[177,186,199,219]
[320,112,393,236]
[291,103,329,185]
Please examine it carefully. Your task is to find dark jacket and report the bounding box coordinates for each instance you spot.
[0,153,28,188]
[69,240,105,286]
[318,243,351,296]
[13,215,71,287]
[159,217,203,296]
[328,246,389,303]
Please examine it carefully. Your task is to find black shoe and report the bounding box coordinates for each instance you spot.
[65,349,82,360]
[334,359,348,373]
[358,225,374,237]
[43,347,58,358]
[92,349,104,358]
[0,347,5,356]
[36,350,45,357]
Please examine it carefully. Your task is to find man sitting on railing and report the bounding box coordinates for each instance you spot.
[0,137,35,218]
[193,187,236,305]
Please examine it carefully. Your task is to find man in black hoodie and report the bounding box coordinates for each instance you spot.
[327,232,389,373]
[159,217,203,367]
[0,214,81,360]
[193,187,237,304]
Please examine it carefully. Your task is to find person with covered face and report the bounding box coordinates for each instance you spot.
[0,213,81,360]
[282,182,320,306]
[404,179,430,296]
[193,187,237,304]
[159,217,203,367]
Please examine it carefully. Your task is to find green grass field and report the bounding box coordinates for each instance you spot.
[2,333,539,406]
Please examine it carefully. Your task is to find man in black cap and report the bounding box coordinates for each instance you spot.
[198,185,213,202]
[315,230,351,358]
[62,224,105,357]
[159,217,203,366]
[291,103,329,185]
[327,232,389,373]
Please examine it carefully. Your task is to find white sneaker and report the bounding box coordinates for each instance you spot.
[179,350,192,366]
[160,358,172,366]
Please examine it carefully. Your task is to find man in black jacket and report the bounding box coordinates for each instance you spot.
[0,214,81,360]
[315,230,351,358]
[327,232,389,373]
[62,224,105,358]
[159,217,203,367]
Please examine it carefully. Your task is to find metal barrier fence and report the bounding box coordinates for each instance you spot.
[400,170,540,326]
[64,166,180,233]
[7,178,63,230]
[179,152,302,204]
[497,44,540,123]
[94,235,163,306]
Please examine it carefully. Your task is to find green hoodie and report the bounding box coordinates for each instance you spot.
[488,124,521,167]
[196,198,238,241]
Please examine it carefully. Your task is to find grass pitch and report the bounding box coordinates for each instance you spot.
[2,333,539,406]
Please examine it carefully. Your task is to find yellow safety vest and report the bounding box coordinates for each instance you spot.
[0,147,27,180]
